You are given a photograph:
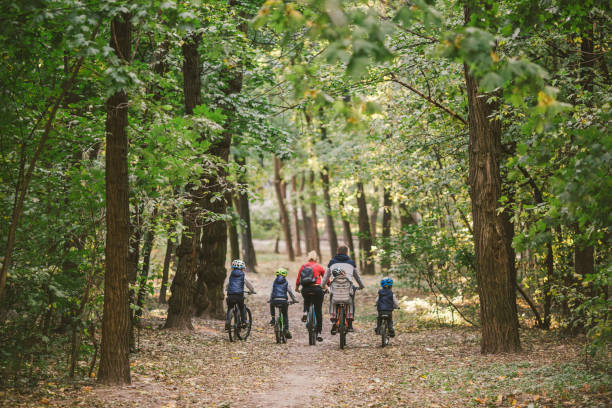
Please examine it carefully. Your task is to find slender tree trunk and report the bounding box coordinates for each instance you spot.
[164,34,202,330]
[136,208,158,318]
[464,5,520,353]
[274,157,295,261]
[543,240,553,328]
[309,172,321,260]
[321,168,338,258]
[227,200,241,261]
[381,187,392,270]
[291,176,302,257]
[235,156,257,271]
[370,187,379,241]
[300,174,313,252]
[356,182,374,274]
[398,202,417,230]
[159,234,174,304]
[339,195,355,259]
[98,13,132,385]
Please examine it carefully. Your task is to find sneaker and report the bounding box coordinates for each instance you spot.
[348,326,354,333]
[389,330,396,338]
[331,325,337,335]
[284,331,292,339]
[374,327,379,335]
[317,336,323,342]
[241,322,248,329]
[301,313,307,322]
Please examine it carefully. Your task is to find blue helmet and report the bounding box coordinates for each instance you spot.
[380,277,393,288]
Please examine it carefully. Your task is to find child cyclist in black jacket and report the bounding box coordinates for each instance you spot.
[269,268,298,339]
[375,277,400,337]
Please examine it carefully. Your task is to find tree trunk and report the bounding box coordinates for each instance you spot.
[136,208,158,319]
[300,174,313,252]
[309,172,321,260]
[370,188,379,241]
[274,157,295,261]
[98,13,132,385]
[339,195,355,259]
[159,234,174,304]
[291,176,302,257]
[381,187,392,270]
[356,182,375,274]
[235,156,257,271]
[164,34,202,330]
[227,201,240,261]
[463,5,520,352]
[321,167,338,259]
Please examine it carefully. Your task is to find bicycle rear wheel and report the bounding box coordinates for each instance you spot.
[307,305,316,346]
[380,319,389,347]
[339,305,346,349]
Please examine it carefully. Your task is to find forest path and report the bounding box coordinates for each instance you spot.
[14,247,607,408]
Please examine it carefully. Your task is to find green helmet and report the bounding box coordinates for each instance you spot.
[275,267,288,277]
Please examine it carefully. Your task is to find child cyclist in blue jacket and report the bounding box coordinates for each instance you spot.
[225,259,256,330]
[269,268,298,339]
[375,277,400,337]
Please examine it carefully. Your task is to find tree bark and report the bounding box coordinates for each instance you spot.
[164,34,202,330]
[339,194,355,259]
[274,157,295,261]
[98,13,132,385]
[300,174,313,252]
[381,187,392,270]
[370,187,379,241]
[321,168,338,258]
[464,5,520,352]
[356,182,375,274]
[291,176,302,257]
[136,208,158,319]
[159,234,174,304]
[309,172,322,260]
[235,156,257,271]
[227,201,241,261]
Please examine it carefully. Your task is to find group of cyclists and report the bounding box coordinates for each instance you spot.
[225,245,400,342]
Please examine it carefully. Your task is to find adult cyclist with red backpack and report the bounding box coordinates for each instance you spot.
[295,250,325,342]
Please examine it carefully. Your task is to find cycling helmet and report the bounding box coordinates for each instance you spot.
[331,266,345,277]
[231,259,245,269]
[381,277,393,288]
[275,267,288,277]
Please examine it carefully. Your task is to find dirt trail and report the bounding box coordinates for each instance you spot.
[8,251,608,408]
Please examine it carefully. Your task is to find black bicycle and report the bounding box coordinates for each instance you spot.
[305,302,317,346]
[272,301,297,344]
[227,292,253,342]
[378,312,392,347]
[334,302,350,349]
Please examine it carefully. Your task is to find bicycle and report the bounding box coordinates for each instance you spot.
[334,302,350,349]
[227,292,253,342]
[305,302,317,346]
[378,312,392,347]
[271,300,297,344]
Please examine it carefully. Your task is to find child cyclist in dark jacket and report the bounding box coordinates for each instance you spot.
[375,277,400,337]
[225,259,256,330]
[269,268,298,339]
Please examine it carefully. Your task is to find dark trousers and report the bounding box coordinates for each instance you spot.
[270,301,289,330]
[301,285,324,334]
[226,293,246,323]
[376,310,394,331]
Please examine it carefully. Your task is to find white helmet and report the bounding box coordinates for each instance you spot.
[231,259,245,269]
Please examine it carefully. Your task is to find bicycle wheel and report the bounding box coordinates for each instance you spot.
[307,305,316,346]
[228,308,238,342]
[274,316,281,344]
[380,319,389,347]
[239,307,252,341]
[339,305,346,350]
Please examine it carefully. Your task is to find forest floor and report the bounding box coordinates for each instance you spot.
[3,245,611,408]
